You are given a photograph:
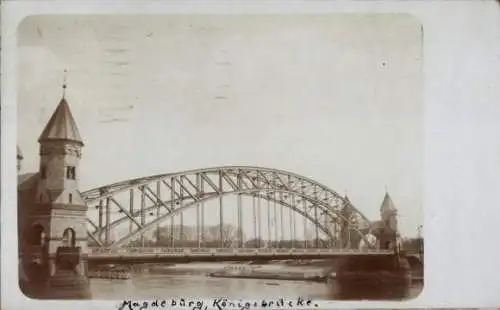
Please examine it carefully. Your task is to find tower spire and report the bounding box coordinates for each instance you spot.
[38,74,84,146]
[62,69,67,99]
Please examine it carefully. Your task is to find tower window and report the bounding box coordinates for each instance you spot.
[40,166,47,179]
[66,166,76,180]
[69,193,73,204]
[62,228,76,247]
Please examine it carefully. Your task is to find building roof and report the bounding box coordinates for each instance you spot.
[38,98,84,146]
[365,220,398,237]
[18,172,38,191]
[18,172,66,205]
[370,220,385,230]
[380,191,397,213]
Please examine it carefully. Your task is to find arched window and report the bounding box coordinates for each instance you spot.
[66,166,76,180]
[62,228,76,247]
[26,223,45,246]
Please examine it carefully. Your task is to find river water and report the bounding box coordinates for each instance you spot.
[89,263,423,301]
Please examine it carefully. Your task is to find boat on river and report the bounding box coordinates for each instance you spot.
[209,265,325,283]
[88,265,131,280]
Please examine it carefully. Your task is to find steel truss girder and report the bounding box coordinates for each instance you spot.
[110,189,342,248]
[82,166,372,248]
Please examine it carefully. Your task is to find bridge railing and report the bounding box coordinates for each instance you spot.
[88,247,392,256]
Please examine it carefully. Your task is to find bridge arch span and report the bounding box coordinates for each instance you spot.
[90,190,335,241]
[81,166,373,249]
[110,189,343,248]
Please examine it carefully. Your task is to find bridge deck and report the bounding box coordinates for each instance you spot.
[87,247,394,263]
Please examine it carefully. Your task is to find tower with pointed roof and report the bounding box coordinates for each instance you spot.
[373,191,399,250]
[19,79,91,298]
[36,94,85,206]
[380,191,398,232]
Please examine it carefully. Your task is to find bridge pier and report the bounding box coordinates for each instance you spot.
[20,247,92,300]
[44,247,91,299]
[332,253,412,300]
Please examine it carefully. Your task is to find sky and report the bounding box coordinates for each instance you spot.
[17,14,423,238]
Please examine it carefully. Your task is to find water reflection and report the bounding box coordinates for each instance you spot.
[333,279,413,301]
[90,263,423,300]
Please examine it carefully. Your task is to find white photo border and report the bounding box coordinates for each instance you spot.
[2,0,500,308]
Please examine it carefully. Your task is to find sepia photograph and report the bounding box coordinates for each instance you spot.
[16,14,423,301]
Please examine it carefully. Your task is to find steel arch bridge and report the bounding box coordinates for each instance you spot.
[81,166,373,249]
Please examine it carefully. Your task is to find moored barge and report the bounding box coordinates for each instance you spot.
[88,264,131,280]
[209,265,325,283]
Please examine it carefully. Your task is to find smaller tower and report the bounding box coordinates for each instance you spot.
[17,145,24,173]
[378,191,399,250]
[380,191,398,232]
